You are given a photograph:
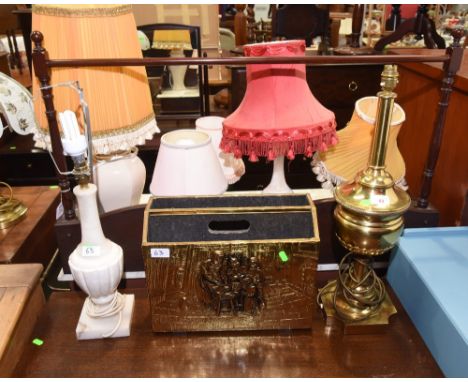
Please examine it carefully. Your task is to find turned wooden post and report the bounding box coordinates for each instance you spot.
[11,30,23,74]
[31,31,76,220]
[234,5,248,46]
[350,4,365,48]
[417,28,465,209]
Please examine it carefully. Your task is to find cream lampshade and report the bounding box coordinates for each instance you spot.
[150,130,227,196]
[195,116,245,185]
[31,4,159,212]
[312,96,407,190]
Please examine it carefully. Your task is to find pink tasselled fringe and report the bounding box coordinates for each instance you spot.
[220,126,339,162]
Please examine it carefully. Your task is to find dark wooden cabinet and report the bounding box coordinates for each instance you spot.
[0,132,58,187]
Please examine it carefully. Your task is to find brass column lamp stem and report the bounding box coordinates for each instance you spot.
[368,67,397,170]
[318,65,411,330]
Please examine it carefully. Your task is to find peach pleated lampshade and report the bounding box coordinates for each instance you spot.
[312,96,407,189]
[31,4,159,154]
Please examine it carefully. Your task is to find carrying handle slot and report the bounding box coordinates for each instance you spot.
[208,220,250,235]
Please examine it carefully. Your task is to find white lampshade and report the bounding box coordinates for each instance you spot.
[150,130,227,196]
[195,116,245,185]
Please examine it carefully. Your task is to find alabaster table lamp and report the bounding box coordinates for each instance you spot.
[31,4,159,212]
[60,110,134,340]
[150,129,227,196]
[220,40,338,193]
[152,29,193,93]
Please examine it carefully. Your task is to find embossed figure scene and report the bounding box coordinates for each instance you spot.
[146,243,317,332]
[199,252,266,316]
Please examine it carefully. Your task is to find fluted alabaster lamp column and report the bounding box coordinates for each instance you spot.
[31,4,159,212]
[220,40,338,193]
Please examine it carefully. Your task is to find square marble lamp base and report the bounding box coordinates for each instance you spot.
[75,294,135,340]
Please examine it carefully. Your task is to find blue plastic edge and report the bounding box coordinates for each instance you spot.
[388,227,468,377]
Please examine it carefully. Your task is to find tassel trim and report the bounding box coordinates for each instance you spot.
[32,115,160,155]
[311,153,409,191]
[220,122,338,161]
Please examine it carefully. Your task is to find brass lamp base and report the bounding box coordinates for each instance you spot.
[0,198,28,229]
[317,252,396,334]
[318,281,397,334]
[0,182,28,230]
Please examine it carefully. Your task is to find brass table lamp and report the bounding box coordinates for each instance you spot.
[318,65,411,330]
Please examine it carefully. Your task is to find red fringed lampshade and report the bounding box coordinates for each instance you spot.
[221,40,338,162]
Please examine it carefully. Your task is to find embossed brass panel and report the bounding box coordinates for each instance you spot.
[142,194,319,332]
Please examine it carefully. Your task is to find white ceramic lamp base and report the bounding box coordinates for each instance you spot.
[76,293,135,340]
[169,49,187,91]
[94,149,146,213]
[263,156,292,194]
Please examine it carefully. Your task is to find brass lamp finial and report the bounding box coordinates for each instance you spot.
[380,64,399,92]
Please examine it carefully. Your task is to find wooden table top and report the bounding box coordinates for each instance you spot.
[0,186,60,263]
[13,286,443,377]
[0,264,42,357]
[1,263,44,376]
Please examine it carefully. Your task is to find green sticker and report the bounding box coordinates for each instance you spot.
[49,185,59,189]
[278,250,289,262]
[32,338,44,346]
[9,146,16,150]
[360,199,372,207]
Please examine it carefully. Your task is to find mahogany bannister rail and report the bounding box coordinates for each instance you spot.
[43,54,450,68]
[31,30,463,221]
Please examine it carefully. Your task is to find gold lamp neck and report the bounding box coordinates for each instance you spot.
[360,65,398,188]
[368,65,398,169]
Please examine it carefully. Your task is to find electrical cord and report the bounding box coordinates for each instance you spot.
[84,291,125,338]
[317,252,386,322]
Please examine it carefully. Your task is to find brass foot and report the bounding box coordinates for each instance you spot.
[318,280,397,334]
